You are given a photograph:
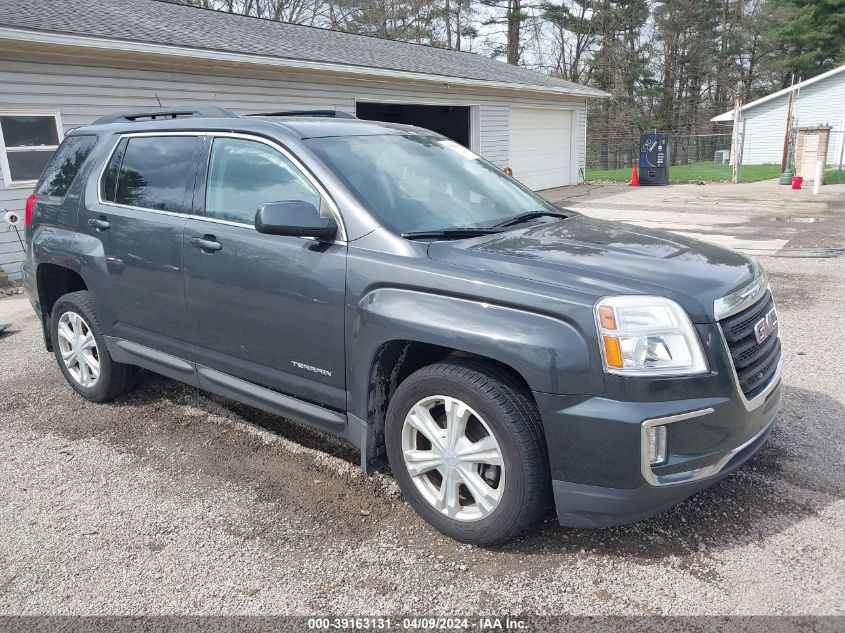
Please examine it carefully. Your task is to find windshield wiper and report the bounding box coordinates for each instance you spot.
[401,211,569,239]
[490,210,569,229]
[401,227,503,240]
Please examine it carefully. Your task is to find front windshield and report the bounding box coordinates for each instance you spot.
[305,134,558,234]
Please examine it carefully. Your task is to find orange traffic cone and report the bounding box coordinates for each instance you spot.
[628,163,639,186]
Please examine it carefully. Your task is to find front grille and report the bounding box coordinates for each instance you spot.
[719,290,781,397]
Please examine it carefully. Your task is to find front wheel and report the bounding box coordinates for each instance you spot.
[385,360,550,545]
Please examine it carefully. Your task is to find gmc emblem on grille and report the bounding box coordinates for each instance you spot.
[754,308,779,344]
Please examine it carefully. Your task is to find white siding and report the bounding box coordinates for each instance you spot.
[0,50,588,279]
[740,72,845,165]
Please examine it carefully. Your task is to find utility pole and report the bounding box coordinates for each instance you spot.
[731,95,743,183]
[780,88,795,173]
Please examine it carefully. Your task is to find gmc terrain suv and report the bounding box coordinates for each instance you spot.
[23,107,782,545]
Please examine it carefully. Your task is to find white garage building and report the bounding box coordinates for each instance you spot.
[0,0,607,280]
[712,64,845,166]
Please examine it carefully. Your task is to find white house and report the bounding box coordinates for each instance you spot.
[712,65,845,166]
[0,0,607,280]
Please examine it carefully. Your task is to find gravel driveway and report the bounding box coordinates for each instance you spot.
[1,184,843,616]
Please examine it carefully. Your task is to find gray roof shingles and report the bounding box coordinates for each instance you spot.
[0,0,608,97]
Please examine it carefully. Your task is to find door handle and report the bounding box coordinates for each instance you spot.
[88,217,110,231]
[190,236,222,252]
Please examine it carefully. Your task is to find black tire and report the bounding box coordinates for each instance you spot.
[385,359,550,545]
[51,290,138,402]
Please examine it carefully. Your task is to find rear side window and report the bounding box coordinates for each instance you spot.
[104,135,199,212]
[36,134,97,197]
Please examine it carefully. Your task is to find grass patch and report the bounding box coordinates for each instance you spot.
[824,167,845,184]
[586,161,781,183]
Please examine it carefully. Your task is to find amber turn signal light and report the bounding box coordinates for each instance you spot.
[598,305,617,330]
[603,336,623,368]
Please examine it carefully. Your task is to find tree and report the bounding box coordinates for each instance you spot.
[165,0,839,144]
[539,1,601,83]
[764,0,845,85]
[478,0,537,64]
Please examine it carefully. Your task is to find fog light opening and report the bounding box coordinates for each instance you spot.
[647,425,667,466]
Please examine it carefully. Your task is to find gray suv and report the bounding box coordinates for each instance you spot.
[23,107,782,545]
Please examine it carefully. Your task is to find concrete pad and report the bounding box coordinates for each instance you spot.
[540,180,845,258]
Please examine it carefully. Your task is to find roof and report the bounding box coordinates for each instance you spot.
[0,0,609,98]
[712,64,845,122]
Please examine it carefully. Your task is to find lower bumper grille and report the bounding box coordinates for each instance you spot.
[719,290,781,397]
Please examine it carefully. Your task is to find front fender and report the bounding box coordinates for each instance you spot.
[348,287,603,422]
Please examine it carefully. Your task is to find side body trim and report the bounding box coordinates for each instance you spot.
[104,336,348,435]
[106,335,200,386]
[197,365,347,433]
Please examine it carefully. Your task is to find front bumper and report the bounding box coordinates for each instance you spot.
[551,412,775,528]
[535,357,782,528]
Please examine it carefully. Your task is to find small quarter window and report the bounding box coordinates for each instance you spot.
[113,136,199,212]
[101,138,127,203]
[0,112,63,187]
[204,137,321,225]
[36,135,97,198]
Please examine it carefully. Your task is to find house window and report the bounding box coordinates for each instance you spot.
[0,112,64,188]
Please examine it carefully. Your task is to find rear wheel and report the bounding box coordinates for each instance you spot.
[385,359,550,545]
[51,291,138,402]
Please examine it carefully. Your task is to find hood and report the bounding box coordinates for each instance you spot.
[426,215,759,323]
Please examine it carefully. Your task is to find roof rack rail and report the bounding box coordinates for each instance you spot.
[247,110,357,119]
[93,106,239,125]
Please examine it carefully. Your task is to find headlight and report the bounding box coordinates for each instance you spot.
[594,296,708,376]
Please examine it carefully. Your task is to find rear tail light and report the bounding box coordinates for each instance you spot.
[24,193,37,226]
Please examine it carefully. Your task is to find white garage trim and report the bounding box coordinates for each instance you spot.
[507,105,577,190]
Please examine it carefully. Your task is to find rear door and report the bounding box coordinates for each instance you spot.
[80,133,201,358]
[183,134,347,410]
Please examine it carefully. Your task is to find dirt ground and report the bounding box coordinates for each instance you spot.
[0,181,843,616]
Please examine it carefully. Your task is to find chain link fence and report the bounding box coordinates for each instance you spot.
[585,133,740,182]
[587,133,733,171]
[586,128,845,185]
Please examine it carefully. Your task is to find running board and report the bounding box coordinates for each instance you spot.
[197,365,347,433]
[107,336,200,386]
[105,336,348,436]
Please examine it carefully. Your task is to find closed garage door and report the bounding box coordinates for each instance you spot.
[508,107,572,190]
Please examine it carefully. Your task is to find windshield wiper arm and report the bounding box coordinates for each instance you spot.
[490,210,569,229]
[401,227,502,240]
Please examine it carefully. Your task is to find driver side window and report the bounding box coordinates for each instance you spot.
[205,137,321,225]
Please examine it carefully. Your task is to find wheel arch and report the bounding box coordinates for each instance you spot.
[36,263,88,351]
[362,339,535,471]
[349,288,599,470]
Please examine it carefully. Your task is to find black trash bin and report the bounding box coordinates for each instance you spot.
[638,132,670,185]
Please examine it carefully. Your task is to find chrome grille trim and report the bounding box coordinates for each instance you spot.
[713,271,768,321]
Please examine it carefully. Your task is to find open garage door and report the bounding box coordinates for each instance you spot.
[356,102,471,148]
[509,108,572,190]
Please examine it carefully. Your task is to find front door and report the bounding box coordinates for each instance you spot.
[81,133,201,358]
[183,135,347,410]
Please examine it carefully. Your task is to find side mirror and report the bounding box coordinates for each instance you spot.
[255,200,338,240]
